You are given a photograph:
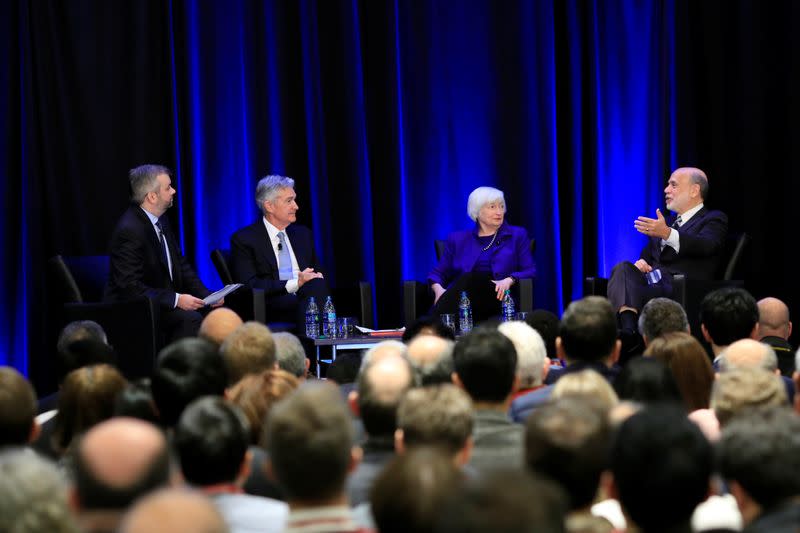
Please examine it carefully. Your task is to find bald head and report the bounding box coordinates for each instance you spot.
[357,354,414,438]
[199,308,243,346]
[75,417,169,510]
[719,339,778,373]
[757,297,791,340]
[361,340,408,370]
[407,335,454,386]
[120,488,228,533]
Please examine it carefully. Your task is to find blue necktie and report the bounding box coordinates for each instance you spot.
[277,232,293,280]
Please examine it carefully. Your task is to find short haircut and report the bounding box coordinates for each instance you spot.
[612,357,682,406]
[255,175,295,214]
[711,368,787,427]
[0,449,79,533]
[407,335,455,386]
[498,321,547,388]
[360,340,408,371]
[227,369,299,445]
[525,397,611,510]
[326,352,361,385]
[370,448,463,533]
[56,337,116,385]
[551,370,619,414]
[718,341,779,373]
[700,287,759,346]
[174,397,250,486]
[113,378,160,426]
[524,309,560,359]
[611,405,712,531]
[56,320,107,356]
[267,382,354,501]
[151,338,227,427]
[717,406,800,509]
[273,332,307,378]
[466,186,505,222]
[401,316,457,343]
[644,332,715,411]
[357,355,414,438]
[436,470,568,533]
[0,367,37,446]
[220,321,276,386]
[398,385,473,455]
[129,164,170,204]
[687,168,709,200]
[452,328,517,403]
[638,297,689,340]
[559,296,617,363]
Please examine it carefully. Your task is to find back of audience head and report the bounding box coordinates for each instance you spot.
[524,309,559,360]
[551,370,619,413]
[637,297,689,344]
[396,384,473,461]
[174,396,250,487]
[610,405,712,532]
[402,315,456,343]
[435,469,568,533]
[711,367,787,427]
[700,287,759,347]
[53,364,127,454]
[356,351,414,438]
[266,381,356,503]
[57,320,108,356]
[407,334,455,386]
[644,332,715,411]
[0,448,79,533]
[151,337,227,427]
[219,321,276,386]
[113,378,160,426]
[119,488,228,533]
[326,352,361,384]
[756,296,791,339]
[227,369,298,446]
[0,366,38,447]
[717,406,800,522]
[558,296,619,364]
[370,447,463,533]
[360,339,408,370]
[57,324,116,385]
[273,331,309,379]
[718,338,778,373]
[525,397,611,511]
[73,417,169,513]
[452,327,517,404]
[199,307,243,346]
[498,320,548,390]
[612,357,682,406]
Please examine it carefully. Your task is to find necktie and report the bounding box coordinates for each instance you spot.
[672,215,683,229]
[155,221,173,280]
[277,232,293,280]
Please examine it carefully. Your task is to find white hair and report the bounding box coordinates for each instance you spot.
[467,186,505,222]
[255,175,295,214]
[498,320,547,388]
[360,340,408,372]
[795,346,800,373]
[274,332,307,378]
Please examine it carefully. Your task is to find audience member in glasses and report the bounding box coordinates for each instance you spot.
[428,186,536,324]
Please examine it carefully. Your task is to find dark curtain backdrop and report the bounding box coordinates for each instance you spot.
[2,0,798,391]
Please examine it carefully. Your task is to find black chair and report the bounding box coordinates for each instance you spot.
[49,255,161,380]
[211,249,375,331]
[403,238,536,326]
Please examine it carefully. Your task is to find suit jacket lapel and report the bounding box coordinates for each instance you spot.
[286,225,307,268]
[674,206,707,234]
[258,221,279,273]
[133,207,171,274]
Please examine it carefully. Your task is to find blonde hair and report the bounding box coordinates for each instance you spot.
[551,370,619,413]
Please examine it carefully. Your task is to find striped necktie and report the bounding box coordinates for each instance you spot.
[672,215,683,228]
[277,232,293,280]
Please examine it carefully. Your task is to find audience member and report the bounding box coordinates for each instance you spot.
[0,367,39,447]
[757,297,794,376]
[113,378,160,426]
[717,406,800,531]
[452,328,523,472]
[612,357,682,406]
[220,321,277,386]
[174,396,288,532]
[151,337,227,428]
[406,334,455,386]
[551,370,620,414]
[119,488,229,533]
[0,448,79,533]
[199,307,244,346]
[711,368,787,427]
[637,297,689,345]
[498,320,549,399]
[273,331,309,379]
[524,309,560,360]
[402,315,456,343]
[700,287,759,362]
[644,332,714,412]
[71,417,170,533]
[609,405,713,533]
[327,352,362,386]
[266,382,364,532]
[718,339,793,404]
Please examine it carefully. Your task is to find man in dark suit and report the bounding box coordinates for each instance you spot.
[608,167,728,332]
[105,164,216,341]
[229,175,329,330]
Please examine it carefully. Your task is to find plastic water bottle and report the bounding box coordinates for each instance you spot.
[305,297,320,338]
[323,296,337,338]
[502,290,515,322]
[458,291,473,335]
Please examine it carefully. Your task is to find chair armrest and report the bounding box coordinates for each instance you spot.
[224,286,266,323]
[584,277,609,297]
[358,281,374,329]
[517,278,534,313]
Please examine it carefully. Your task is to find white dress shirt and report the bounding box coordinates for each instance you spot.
[662,202,704,253]
[262,217,300,294]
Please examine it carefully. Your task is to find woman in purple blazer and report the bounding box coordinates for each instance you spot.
[427,186,536,322]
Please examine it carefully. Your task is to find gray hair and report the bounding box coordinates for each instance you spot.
[274,332,307,378]
[0,449,79,533]
[129,164,170,204]
[688,168,709,200]
[466,186,505,222]
[796,347,800,374]
[498,320,547,388]
[718,342,779,373]
[638,298,689,340]
[360,340,408,372]
[407,336,455,386]
[255,175,295,215]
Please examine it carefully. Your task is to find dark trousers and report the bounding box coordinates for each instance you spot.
[432,272,505,325]
[607,261,674,312]
[161,307,204,342]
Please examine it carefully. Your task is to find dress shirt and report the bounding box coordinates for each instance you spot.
[662,202,704,253]
[262,218,300,294]
[142,208,179,308]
